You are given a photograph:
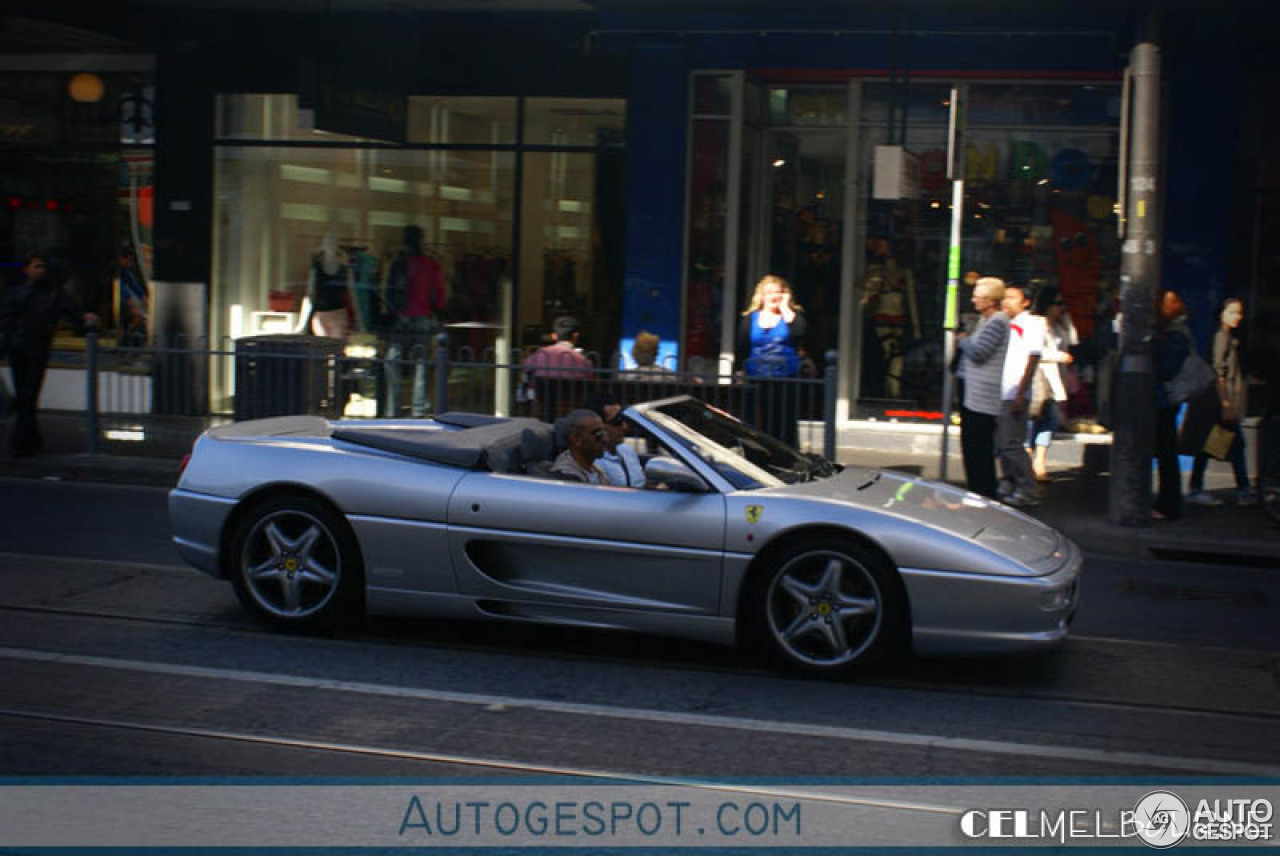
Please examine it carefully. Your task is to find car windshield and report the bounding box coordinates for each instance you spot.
[643,398,836,489]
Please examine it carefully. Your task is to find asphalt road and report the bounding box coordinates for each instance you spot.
[1,477,1278,781]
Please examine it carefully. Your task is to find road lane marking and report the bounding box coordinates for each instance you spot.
[0,706,969,818]
[1,646,1275,776]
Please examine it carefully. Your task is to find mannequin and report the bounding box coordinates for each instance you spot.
[861,256,920,398]
[309,233,355,339]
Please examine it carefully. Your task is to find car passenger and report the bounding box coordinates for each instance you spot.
[550,409,613,485]
[586,393,646,487]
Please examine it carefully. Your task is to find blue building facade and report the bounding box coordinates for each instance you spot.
[602,9,1258,423]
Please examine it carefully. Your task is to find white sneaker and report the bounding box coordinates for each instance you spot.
[1186,491,1223,507]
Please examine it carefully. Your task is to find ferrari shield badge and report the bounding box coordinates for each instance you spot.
[745,504,763,524]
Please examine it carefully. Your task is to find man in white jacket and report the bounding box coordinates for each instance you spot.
[997,284,1044,507]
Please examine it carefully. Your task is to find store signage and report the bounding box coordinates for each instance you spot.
[872,145,920,199]
[315,83,407,143]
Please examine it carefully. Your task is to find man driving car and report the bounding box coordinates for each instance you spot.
[550,409,613,485]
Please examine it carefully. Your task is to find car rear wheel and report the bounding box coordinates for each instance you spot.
[747,537,904,676]
[229,494,362,630]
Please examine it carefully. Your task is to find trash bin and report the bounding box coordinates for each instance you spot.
[234,334,344,420]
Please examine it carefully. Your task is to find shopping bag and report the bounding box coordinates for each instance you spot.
[1203,424,1236,461]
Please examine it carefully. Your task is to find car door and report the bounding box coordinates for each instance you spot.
[446,474,727,615]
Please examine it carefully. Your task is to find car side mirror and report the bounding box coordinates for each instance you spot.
[644,457,709,492]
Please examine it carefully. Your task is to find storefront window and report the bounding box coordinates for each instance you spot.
[856,83,950,409]
[211,94,624,415]
[0,71,155,346]
[856,81,1121,422]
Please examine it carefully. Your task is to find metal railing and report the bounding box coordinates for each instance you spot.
[80,331,838,460]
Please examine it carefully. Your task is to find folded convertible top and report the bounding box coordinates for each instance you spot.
[332,417,553,473]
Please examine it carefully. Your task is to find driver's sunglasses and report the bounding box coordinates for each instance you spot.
[606,413,628,427]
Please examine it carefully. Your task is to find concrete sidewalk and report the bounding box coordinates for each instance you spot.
[2,410,1276,564]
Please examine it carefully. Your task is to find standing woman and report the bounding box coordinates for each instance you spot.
[1186,298,1256,506]
[1028,286,1078,482]
[736,275,806,448]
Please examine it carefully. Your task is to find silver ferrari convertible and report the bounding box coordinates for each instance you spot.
[169,396,1081,675]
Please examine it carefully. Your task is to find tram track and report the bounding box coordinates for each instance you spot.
[1,646,1277,776]
[0,599,1276,727]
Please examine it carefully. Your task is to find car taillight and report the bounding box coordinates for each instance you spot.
[178,452,192,477]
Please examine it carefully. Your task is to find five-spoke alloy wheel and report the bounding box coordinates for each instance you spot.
[229,494,362,629]
[750,536,903,675]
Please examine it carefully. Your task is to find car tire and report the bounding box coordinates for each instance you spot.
[228,493,363,631]
[745,536,905,676]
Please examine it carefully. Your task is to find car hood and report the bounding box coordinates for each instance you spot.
[763,466,1064,570]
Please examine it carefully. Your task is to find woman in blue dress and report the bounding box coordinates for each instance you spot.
[736,275,807,449]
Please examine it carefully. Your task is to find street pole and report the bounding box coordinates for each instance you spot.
[939,85,965,483]
[1108,37,1162,526]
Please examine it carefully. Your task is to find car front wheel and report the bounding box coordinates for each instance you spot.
[229,494,362,630]
[748,537,904,676]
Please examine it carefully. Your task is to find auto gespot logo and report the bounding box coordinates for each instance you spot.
[959,791,1273,848]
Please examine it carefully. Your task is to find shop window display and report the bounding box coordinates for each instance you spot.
[211,94,624,417]
[857,82,1121,424]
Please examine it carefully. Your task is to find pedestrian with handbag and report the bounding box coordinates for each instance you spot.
[1184,297,1256,507]
[1027,286,1078,483]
